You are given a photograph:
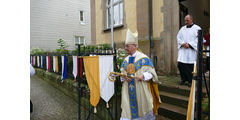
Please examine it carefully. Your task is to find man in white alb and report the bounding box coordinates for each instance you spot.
[177,14,201,87]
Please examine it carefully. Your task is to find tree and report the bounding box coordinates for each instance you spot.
[57,38,68,49]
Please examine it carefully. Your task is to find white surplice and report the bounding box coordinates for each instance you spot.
[177,24,201,64]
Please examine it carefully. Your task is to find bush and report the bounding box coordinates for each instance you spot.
[31,48,48,55]
[57,38,68,49]
[55,49,69,55]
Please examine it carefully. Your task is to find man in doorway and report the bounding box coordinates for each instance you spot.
[120,29,161,120]
[177,14,201,87]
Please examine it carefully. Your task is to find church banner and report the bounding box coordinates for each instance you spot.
[83,55,114,111]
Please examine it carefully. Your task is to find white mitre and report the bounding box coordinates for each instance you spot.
[125,29,138,46]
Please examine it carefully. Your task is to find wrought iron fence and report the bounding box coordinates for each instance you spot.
[196,30,210,120]
[30,46,122,120]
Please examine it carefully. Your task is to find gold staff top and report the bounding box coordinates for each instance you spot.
[108,72,135,82]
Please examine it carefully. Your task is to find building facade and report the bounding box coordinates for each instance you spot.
[30,0,91,51]
[91,0,210,75]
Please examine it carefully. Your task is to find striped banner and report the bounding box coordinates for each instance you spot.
[53,56,56,72]
[72,56,78,80]
[41,56,44,68]
[33,56,35,66]
[83,55,114,112]
[48,56,51,71]
[55,56,58,73]
[61,56,67,81]
[37,56,40,67]
[46,56,48,70]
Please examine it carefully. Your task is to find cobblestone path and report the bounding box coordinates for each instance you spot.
[30,75,78,120]
[30,75,169,120]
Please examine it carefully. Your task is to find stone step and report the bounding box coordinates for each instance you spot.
[160,91,189,109]
[158,103,187,120]
[159,84,191,97]
[158,103,197,120]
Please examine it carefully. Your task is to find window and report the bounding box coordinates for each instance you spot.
[75,36,85,45]
[106,0,123,28]
[79,11,84,24]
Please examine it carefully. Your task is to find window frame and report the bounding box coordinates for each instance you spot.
[75,36,85,45]
[105,0,123,29]
[79,10,85,24]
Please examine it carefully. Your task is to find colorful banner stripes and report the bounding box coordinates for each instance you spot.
[48,55,51,71]
[53,56,56,72]
[61,56,67,81]
[55,56,58,73]
[41,56,44,68]
[46,56,48,70]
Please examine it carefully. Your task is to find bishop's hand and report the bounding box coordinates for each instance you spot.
[136,74,144,81]
[124,76,132,83]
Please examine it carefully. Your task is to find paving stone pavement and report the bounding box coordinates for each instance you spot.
[30,75,172,120]
[30,75,99,120]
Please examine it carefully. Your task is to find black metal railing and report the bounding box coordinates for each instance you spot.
[196,30,210,120]
[30,46,121,120]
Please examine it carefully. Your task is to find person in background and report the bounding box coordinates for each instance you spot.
[177,14,201,87]
[30,64,35,113]
[204,28,210,74]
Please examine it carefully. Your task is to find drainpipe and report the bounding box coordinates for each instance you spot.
[149,0,154,62]
[110,0,114,51]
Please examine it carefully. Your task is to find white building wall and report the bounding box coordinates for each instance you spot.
[30,0,91,51]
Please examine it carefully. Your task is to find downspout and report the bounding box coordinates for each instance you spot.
[110,0,114,51]
[149,0,155,67]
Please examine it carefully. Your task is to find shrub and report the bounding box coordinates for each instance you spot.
[57,38,68,49]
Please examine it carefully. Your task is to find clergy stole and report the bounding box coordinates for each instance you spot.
[41,56,44,68]
[61,56,67,80]
[127,57,139,119]
[83,56,114,110]
[55,56,58,73]
[53,56,56,72]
